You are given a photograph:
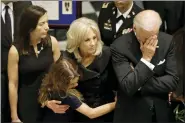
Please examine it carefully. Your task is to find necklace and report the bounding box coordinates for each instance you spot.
[37,44,44,54]
[36,43,44,54]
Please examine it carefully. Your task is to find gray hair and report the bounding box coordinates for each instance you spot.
[133,10,162,31]
[66,17,103,62]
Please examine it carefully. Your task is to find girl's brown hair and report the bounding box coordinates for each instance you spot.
[38,58,81,107]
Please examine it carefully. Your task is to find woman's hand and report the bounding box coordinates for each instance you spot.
[46,100,70,113]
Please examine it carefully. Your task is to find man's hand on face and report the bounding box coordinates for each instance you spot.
[140,35,158,62]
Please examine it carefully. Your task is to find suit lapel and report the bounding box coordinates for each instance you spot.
[79,49,110,81]
[128,32,142,65]
[111,6,117,36]
[150,35,162,65]
[13,2,19,40]
[78,64,100,81]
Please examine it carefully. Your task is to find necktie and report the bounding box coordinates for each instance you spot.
[116,15,125,23]
[5,5,12,41]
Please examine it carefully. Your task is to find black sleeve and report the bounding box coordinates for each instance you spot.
[141,40,178,94]
[62,95,82,110]
[111,45,154,96]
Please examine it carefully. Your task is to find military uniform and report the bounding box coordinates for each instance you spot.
[98,2,142,46]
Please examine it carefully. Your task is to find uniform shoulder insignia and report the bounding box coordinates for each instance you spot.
[122,28,133,34]
[102,2,110,8]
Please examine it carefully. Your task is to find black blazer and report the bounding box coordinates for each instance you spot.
[62,46,116,122]
[110,32,178,122]
[62,46,115,104]
[1,1,32,72]
[98,2,142,46]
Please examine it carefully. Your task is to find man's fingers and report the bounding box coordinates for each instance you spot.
[154,39,158,47]
[145,37,152,45]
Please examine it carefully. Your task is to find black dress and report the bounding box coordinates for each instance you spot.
[43,91,82,122]
[15,37,53,123]
[63,46,116,122]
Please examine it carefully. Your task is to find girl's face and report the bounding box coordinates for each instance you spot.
[68,77,79,89]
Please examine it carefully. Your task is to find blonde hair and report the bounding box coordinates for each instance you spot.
[66,17,103,62]
[133,10,162,31]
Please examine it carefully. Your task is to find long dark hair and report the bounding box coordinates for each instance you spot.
[38,59,82,107]
[15,5,49,54]
[173,26,185,97]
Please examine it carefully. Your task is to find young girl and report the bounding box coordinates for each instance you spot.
[38,59,116,122]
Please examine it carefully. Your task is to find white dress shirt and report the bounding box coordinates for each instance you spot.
[116,2,133,32]
[141,58,155,70]
[1,2,14,41]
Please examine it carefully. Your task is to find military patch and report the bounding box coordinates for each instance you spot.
[122,28,133,34]
[104,22,112,31]
[104,26,112,31]
[102,3,109,8]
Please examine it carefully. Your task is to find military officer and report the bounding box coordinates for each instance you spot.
[98,0,142,46]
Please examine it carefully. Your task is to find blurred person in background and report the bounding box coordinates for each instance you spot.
[1,1,32,122]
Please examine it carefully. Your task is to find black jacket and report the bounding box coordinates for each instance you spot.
[110,31,178,122]
[62,46,116,122]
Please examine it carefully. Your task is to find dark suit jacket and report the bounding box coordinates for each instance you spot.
[98,2,142,46]
[1,1,32,72]
[110,31,178,122]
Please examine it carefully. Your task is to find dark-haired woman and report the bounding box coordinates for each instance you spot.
[8,5,60,123]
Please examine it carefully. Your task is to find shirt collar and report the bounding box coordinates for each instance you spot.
[116,2,133,19]
[1,2,13,12]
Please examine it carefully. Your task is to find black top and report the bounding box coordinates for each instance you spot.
[62,46,115,108]
[62,46,116,122]
[49,92,82,110]
[43,92,82,122]
[14,37,53,87]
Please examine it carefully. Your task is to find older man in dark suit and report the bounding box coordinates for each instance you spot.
[111,10,178,122]
[1,1,32,122]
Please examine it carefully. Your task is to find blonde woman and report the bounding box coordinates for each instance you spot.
[47,17,117,122]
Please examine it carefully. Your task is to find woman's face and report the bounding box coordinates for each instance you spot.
[79,28,98,57]
[30,13,49,39]
[68,77,79,89]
